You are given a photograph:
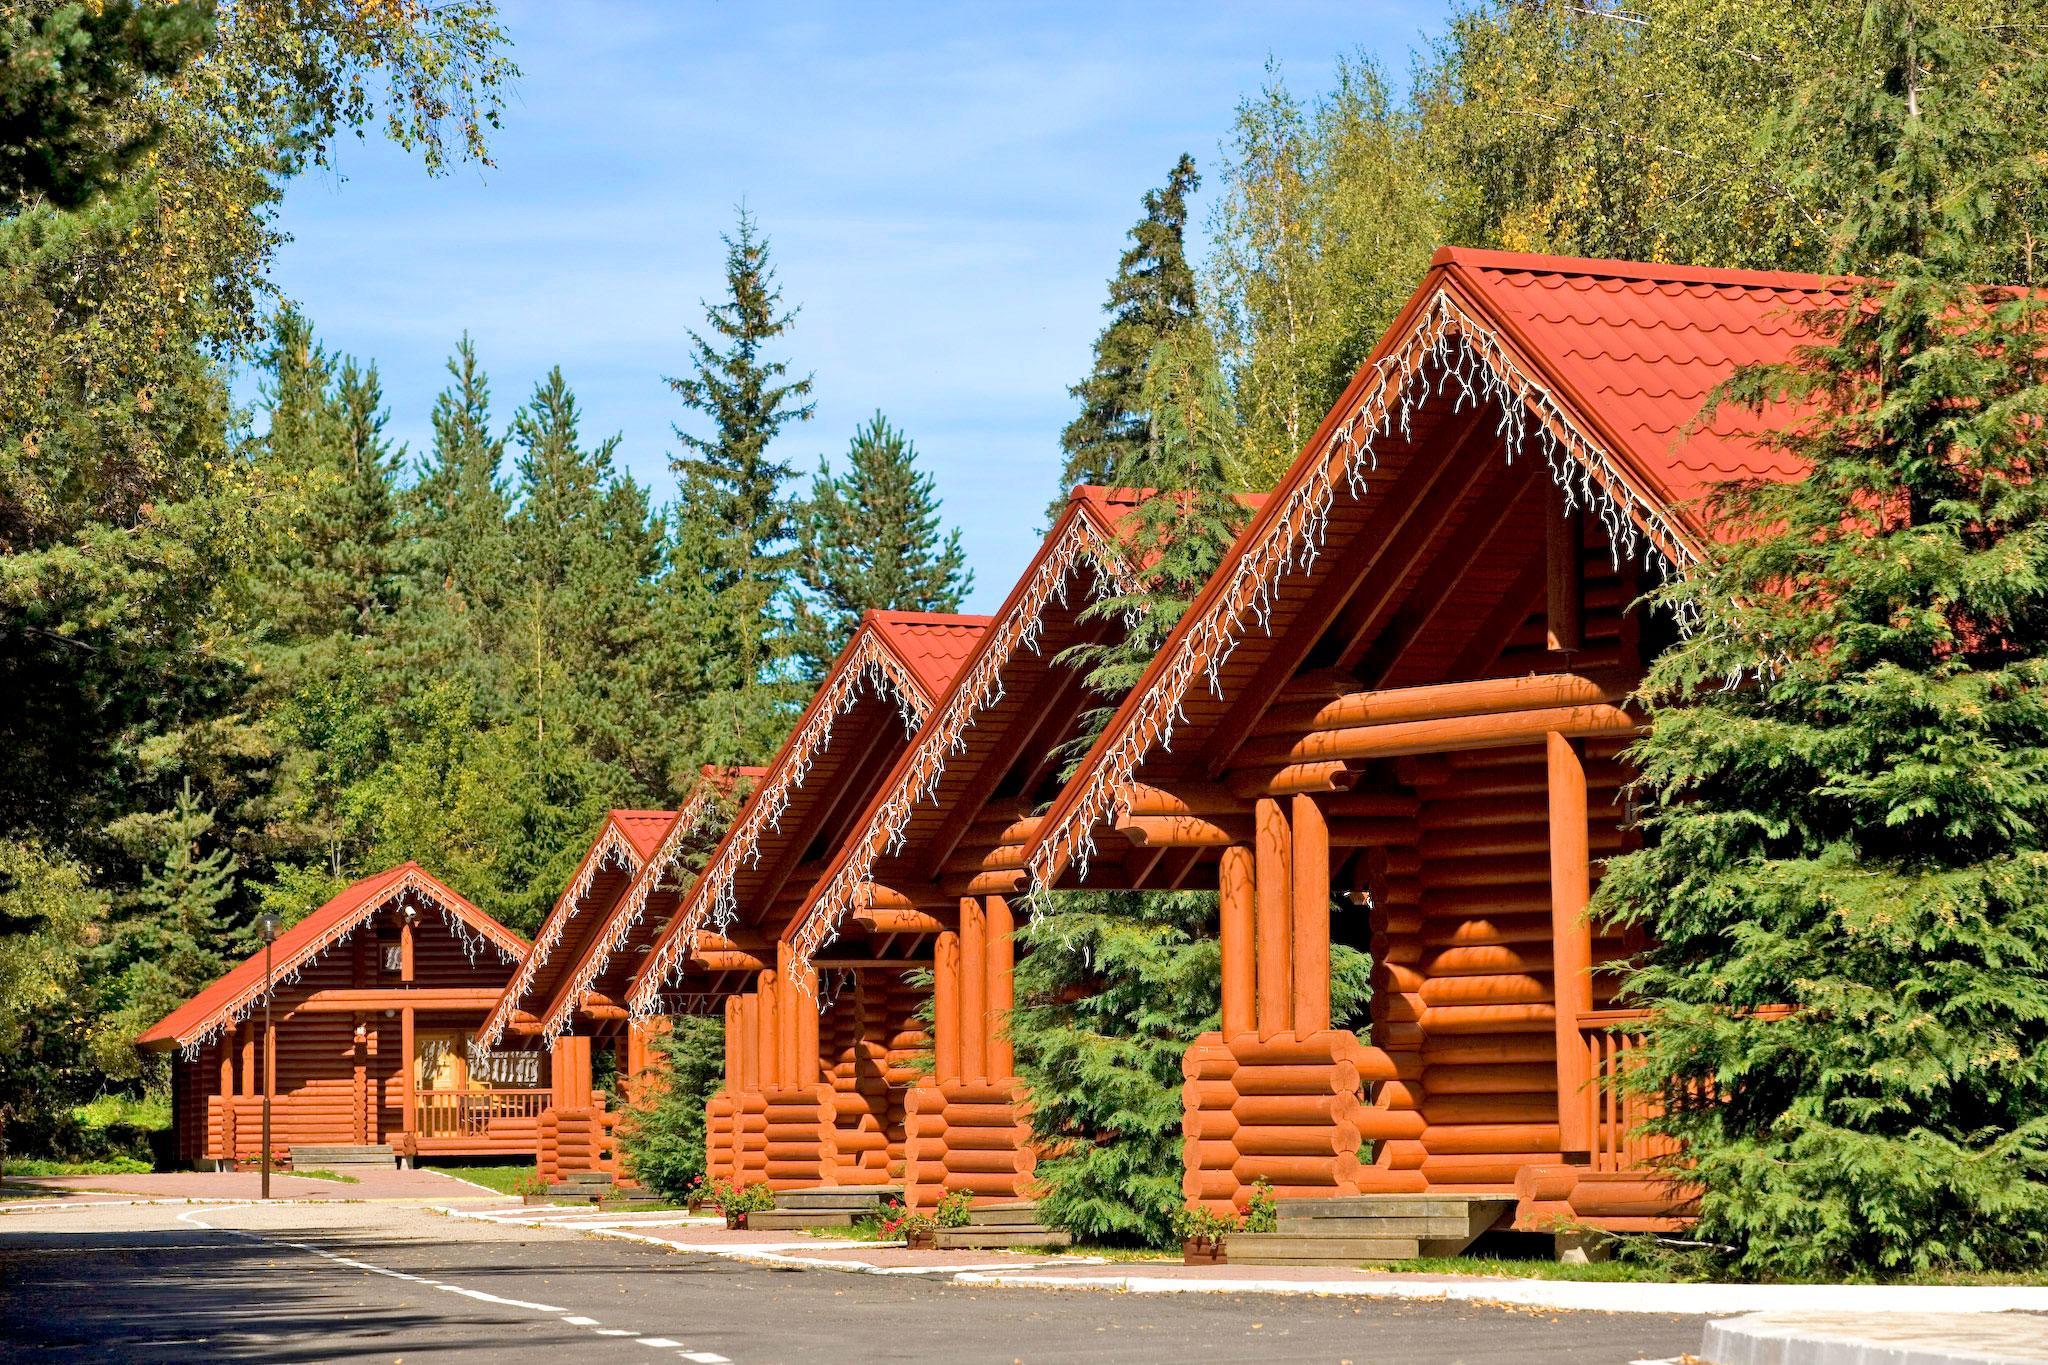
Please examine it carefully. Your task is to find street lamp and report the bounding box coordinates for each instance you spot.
[258,911,280,1201]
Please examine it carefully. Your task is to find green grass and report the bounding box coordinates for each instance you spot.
[1,1157,151,1177]
[71,1094,170,1131]
[425,1162,536,1195]
[293,1168,359,1184]
[1389,1255,1675,1282]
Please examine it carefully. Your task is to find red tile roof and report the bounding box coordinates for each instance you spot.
[611,809,676,862]
[871,611,995,697]
[1437,247,1829,532]
[137,862,525,1054]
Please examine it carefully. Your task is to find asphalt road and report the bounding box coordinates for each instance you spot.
[0,1201,1706,1364]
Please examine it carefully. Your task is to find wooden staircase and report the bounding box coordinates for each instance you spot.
[933,1200,1070,1251]
[288,1144,395,1173]
[748,1185,901,1230]
[1226,1195,1515,1267]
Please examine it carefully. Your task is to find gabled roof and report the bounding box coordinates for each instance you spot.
[523,764,766,1044]
[1026,247,1830,888]
[774,486,1151,981]
[138,862,525,1055]
[623,610,991,1017]
[477,779,756,1050]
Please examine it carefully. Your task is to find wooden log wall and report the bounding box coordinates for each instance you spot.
[538,1107,619,1183]
[902,1078,1035,1210]
[818,969,925,1184]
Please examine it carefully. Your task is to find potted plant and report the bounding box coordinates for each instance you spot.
[715,1180,774,1230]
[513,1171,552,1206]
[1173,1204,1237,1266]
[685,1175,713,1216]
[934,1189,974,1230]
[1239,1179,1277,1233]
[877,1197,940,1249]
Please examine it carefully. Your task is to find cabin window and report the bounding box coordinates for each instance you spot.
[381,944,402,974]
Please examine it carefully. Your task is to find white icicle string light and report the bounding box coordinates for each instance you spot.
[1027,289,1697,897]
[626,638,934,1018]
[176,870,526,1058]
[787,510,1137,986]
[704,632,932,937]
[477,821,640,1049]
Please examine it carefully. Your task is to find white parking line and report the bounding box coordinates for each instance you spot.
[176,1205,727,1358]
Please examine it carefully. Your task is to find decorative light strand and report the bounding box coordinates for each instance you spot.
[1026,287,1700,893]
[785,505,1136,985]
[176,869,525,1058]
[536,786,732,1042]
[475,821,640,1050]
[626,631,935,1017]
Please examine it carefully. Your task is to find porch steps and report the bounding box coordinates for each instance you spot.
[748,1184,901,1231]
[1226,1195,1515,1267]
[934,1200,1070,1251]
[289,1144,396,1171]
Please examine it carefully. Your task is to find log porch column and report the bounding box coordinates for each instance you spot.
[985,894,1016,1077]
[1547,730,1594,1160]
[1253,797,1293,1036]
[958,897,987,1081]
[399,915,416,1145]
[1219,846,1256,1037]
[218,1023,237,1163]
[1290,794,1331,1035]
[934,926,963,1083]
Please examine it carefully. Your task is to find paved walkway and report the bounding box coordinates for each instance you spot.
[1,1167,500,1203]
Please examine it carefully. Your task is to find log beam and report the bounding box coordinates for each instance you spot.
[1219,846,1256,1037]
[986,894,1016,1078]
[1254,798,1292,1038]
[1235,702,1638,769]
[1548,731,1594,1160]
[1291,794,1331,1035]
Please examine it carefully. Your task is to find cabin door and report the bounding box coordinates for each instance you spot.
[414,1031,470,1136]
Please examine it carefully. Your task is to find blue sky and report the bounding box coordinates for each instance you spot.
[260,1,1441,610]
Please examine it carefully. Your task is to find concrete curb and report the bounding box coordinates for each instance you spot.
[949,1269,2048,1317]
[1698,1312,2048,1365]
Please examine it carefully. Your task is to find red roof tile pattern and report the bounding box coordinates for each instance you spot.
[872,611,994,697]
[138,862,525,1054]
[612,809,677,862]
[1447,249,1828,518]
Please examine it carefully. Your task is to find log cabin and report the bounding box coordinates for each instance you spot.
[622,609,991,1191]
[140,862,530,1167]
[777,487,1161,1208]
[1018,248,1823,1235]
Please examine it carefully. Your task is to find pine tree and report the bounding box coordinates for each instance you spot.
[1057,153,1201,503]
[1017,323,1289,1247]
[617,1017,727,1198]
[251,309,410,689]
[1595,6,2048,1279]
[94,780,244,1078]
[506,369,669,795]
[666,208,815,762]
[802,411,971,656]
[412,335,512,681]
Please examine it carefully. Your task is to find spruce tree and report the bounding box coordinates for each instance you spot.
[802,411,971,656]
[413,335,512,681]
[1595,5,2048,1279]
[1018,323,1303,1247]
[251,309,409,689]
[665,208,815,761]
[1057,153,1201,503]
[617,1017,727,1198]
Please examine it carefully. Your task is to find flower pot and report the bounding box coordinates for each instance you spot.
[522,1194,550,1206]
[1182,1237,1227,1266]
[687,1198,709,1216]
[904,1228,937,1251]
[725,1211,749,1230]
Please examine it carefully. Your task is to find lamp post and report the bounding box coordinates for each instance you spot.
[258,911,280,1200]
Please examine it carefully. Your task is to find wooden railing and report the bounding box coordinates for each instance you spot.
[414,1088,552,1139]
[1577,1009,1678,1174]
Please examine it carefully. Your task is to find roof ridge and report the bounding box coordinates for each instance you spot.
[1434,245,1849,293]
